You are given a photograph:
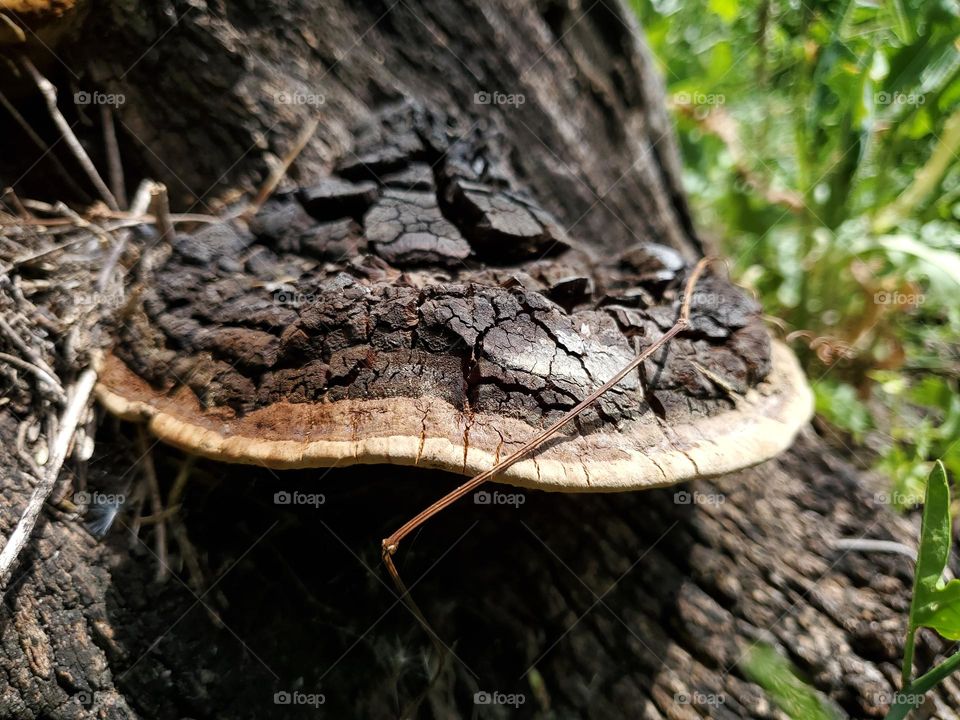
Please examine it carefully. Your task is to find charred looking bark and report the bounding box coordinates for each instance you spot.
[0,1,957,719]
[112,103,768,432]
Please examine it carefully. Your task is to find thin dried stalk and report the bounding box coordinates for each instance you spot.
[381,257,717,645]
[101,105,128,210]
[0,367,98,595]
[136,426,168,583]
[20,57,119,211]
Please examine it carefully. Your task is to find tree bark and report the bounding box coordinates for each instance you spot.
[0,1,957,718]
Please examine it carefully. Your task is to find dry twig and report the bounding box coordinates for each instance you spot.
[100,105,128,210]
[136,426,168,582]
[20,56,120,211]
[381,257,718,647]
[0,351,65,401]
[244,116,322,219]
[0,174,157,596]
[0,366,98,594]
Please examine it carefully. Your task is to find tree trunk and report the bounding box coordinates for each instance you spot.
[1,1,957,718]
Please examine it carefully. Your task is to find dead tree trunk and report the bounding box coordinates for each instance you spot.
[0,1,957,718]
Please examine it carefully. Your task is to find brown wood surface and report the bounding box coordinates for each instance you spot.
[0,1,957,718]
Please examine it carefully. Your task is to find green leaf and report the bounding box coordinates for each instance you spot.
[886,0,915,44]
[912,460,951,600]
[913,580,960,639]
[886,649,960,720]
[908,462,960,639]
[813,380,873,441]
[740,645,844,720]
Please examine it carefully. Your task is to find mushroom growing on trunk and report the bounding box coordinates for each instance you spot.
[97,102,812,493]
[1,2,931,717]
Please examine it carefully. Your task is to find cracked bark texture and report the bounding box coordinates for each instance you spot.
[111,104,767,436]
[1,1,957,719]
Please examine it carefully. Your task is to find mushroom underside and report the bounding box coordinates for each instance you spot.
[97,341,811,491]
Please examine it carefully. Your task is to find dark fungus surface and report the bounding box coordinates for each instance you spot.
[113,101,771,434]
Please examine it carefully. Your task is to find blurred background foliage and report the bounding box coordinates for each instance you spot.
[632,0,960,507]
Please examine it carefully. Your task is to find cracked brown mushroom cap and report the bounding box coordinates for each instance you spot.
[97,102,812,491]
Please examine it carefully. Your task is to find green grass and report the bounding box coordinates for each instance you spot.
[739,463,960,719]
[632,0,960,504]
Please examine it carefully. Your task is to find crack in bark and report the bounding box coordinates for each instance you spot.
[113,105,771,440]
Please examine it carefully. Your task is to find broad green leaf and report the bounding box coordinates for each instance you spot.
[912,461,951,599]
[913,580,960,639]
[909,464,960,639]
[908,462,960,637]
[706,40,733,83]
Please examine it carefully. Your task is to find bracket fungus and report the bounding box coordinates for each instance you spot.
[96,103,813,494]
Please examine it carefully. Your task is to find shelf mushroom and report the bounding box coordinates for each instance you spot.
[96,103,812,535]
[97,241,810,493]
